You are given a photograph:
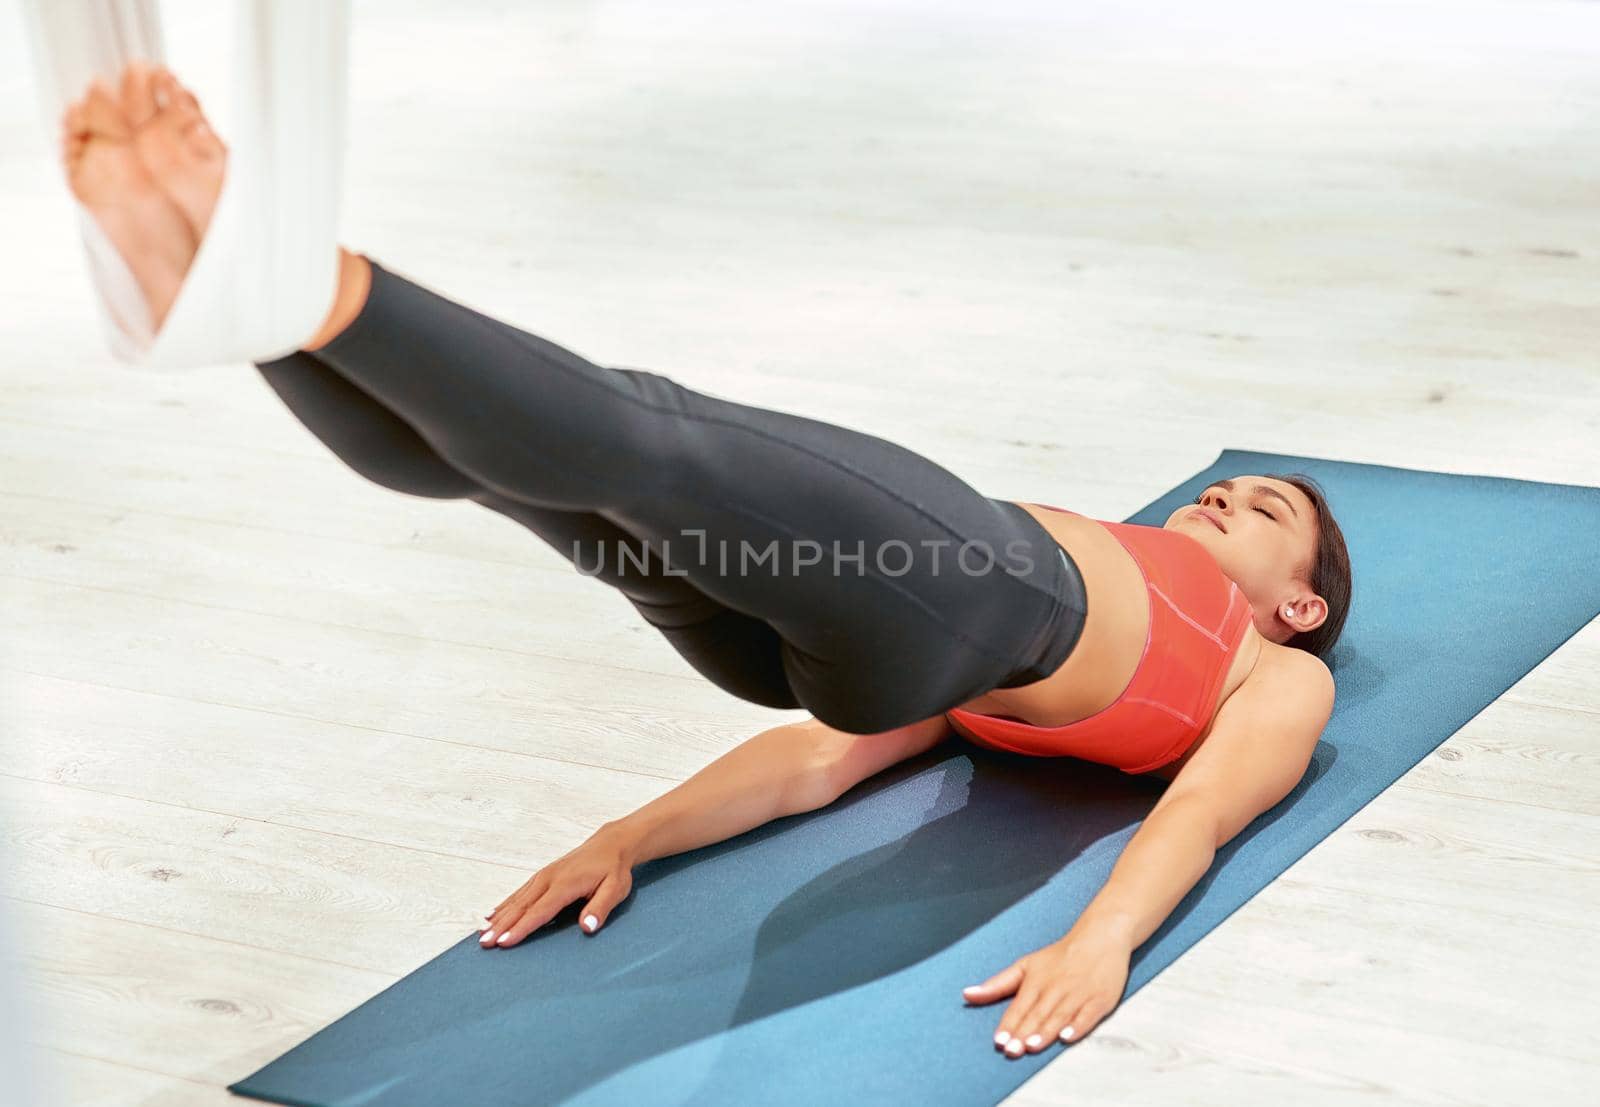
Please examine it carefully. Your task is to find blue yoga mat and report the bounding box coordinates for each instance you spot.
[229,448,1600,1107]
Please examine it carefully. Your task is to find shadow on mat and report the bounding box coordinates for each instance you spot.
[234,738,1335,1106]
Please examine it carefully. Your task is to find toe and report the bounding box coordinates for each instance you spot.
[151,73,225,160]
[82,81,128,139]
[153,72,198,122]
[184,115,227,160]
[121,61,156,126]
[155,74,207,144]
[151,67,176,110]
[62,99,86,136]
[173,90,204,131]
[134,76,187,167]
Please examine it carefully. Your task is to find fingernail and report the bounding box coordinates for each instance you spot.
[994,1031,1010,1047]
[1005,1039,1023,1057]
[497,932,513,945]
[480,930,495,944]
[1060,1026,1076,1041]
[1025,1034,1043,1049]
[583,914,598,932]
[962,985,979,994]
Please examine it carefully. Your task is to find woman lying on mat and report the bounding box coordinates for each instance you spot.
[60,64,1351,1059]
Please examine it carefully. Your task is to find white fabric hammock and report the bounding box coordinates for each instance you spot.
[23,0,350,368]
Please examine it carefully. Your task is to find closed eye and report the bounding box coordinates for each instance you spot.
[1196,490,1278,522]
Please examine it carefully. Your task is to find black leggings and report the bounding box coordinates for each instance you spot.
[253,260,1088,734]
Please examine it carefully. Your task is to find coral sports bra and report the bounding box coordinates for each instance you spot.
[945,504,1255,775]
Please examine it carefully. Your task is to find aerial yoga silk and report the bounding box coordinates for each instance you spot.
[21,0,350,368]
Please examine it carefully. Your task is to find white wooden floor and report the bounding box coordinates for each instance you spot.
[2,1,1598,1104]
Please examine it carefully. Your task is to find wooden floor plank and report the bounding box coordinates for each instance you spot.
[1,1,1596,1103]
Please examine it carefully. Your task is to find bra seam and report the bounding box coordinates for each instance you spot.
[949,510,1244,761]
[1151,581,1233,650]
[1124,696,1197,729]
[1121,597,1256,774]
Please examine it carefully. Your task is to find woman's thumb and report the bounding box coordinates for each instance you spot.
[961,963,1023,1003]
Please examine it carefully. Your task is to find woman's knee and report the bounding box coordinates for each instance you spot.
[358,447,482,499]
[257,355,482,500]
[779,642,973,735]
[310,417,481,499]
[793,684,937,736]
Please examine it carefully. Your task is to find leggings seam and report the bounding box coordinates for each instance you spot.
[321,263,1062,674]
[327,265,1061,607]
[710,496,1044,668]
[1014,558,1070,679]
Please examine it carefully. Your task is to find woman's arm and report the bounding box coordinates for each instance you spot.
[609,714,952,865]
[1078,650,1335,946]
[964,650,1335,1056]
[483,713,954,946]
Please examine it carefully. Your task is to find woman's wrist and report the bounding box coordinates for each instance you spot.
[1067,905,1139,951]
[597,815,654,866]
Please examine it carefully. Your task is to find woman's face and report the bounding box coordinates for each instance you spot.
[1161,474,1326,643]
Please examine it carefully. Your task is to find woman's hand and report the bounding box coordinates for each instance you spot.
[960,925,1133,1056]
[479,824,638,949]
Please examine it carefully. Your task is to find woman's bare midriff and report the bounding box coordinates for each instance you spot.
[952,502,1269,778]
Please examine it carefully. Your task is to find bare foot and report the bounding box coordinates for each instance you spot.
[63,63,355,352]
[122,63,228,242]
[61,73,198,330]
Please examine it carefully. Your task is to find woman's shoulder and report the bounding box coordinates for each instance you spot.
[1230,637,1334,723]
[1210,639,1335,753]
[1265,638,1333,685]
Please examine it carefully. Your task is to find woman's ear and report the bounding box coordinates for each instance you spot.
[1281,596,1327,632]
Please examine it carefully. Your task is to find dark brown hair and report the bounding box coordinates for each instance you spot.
[1264,472,1351,666]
